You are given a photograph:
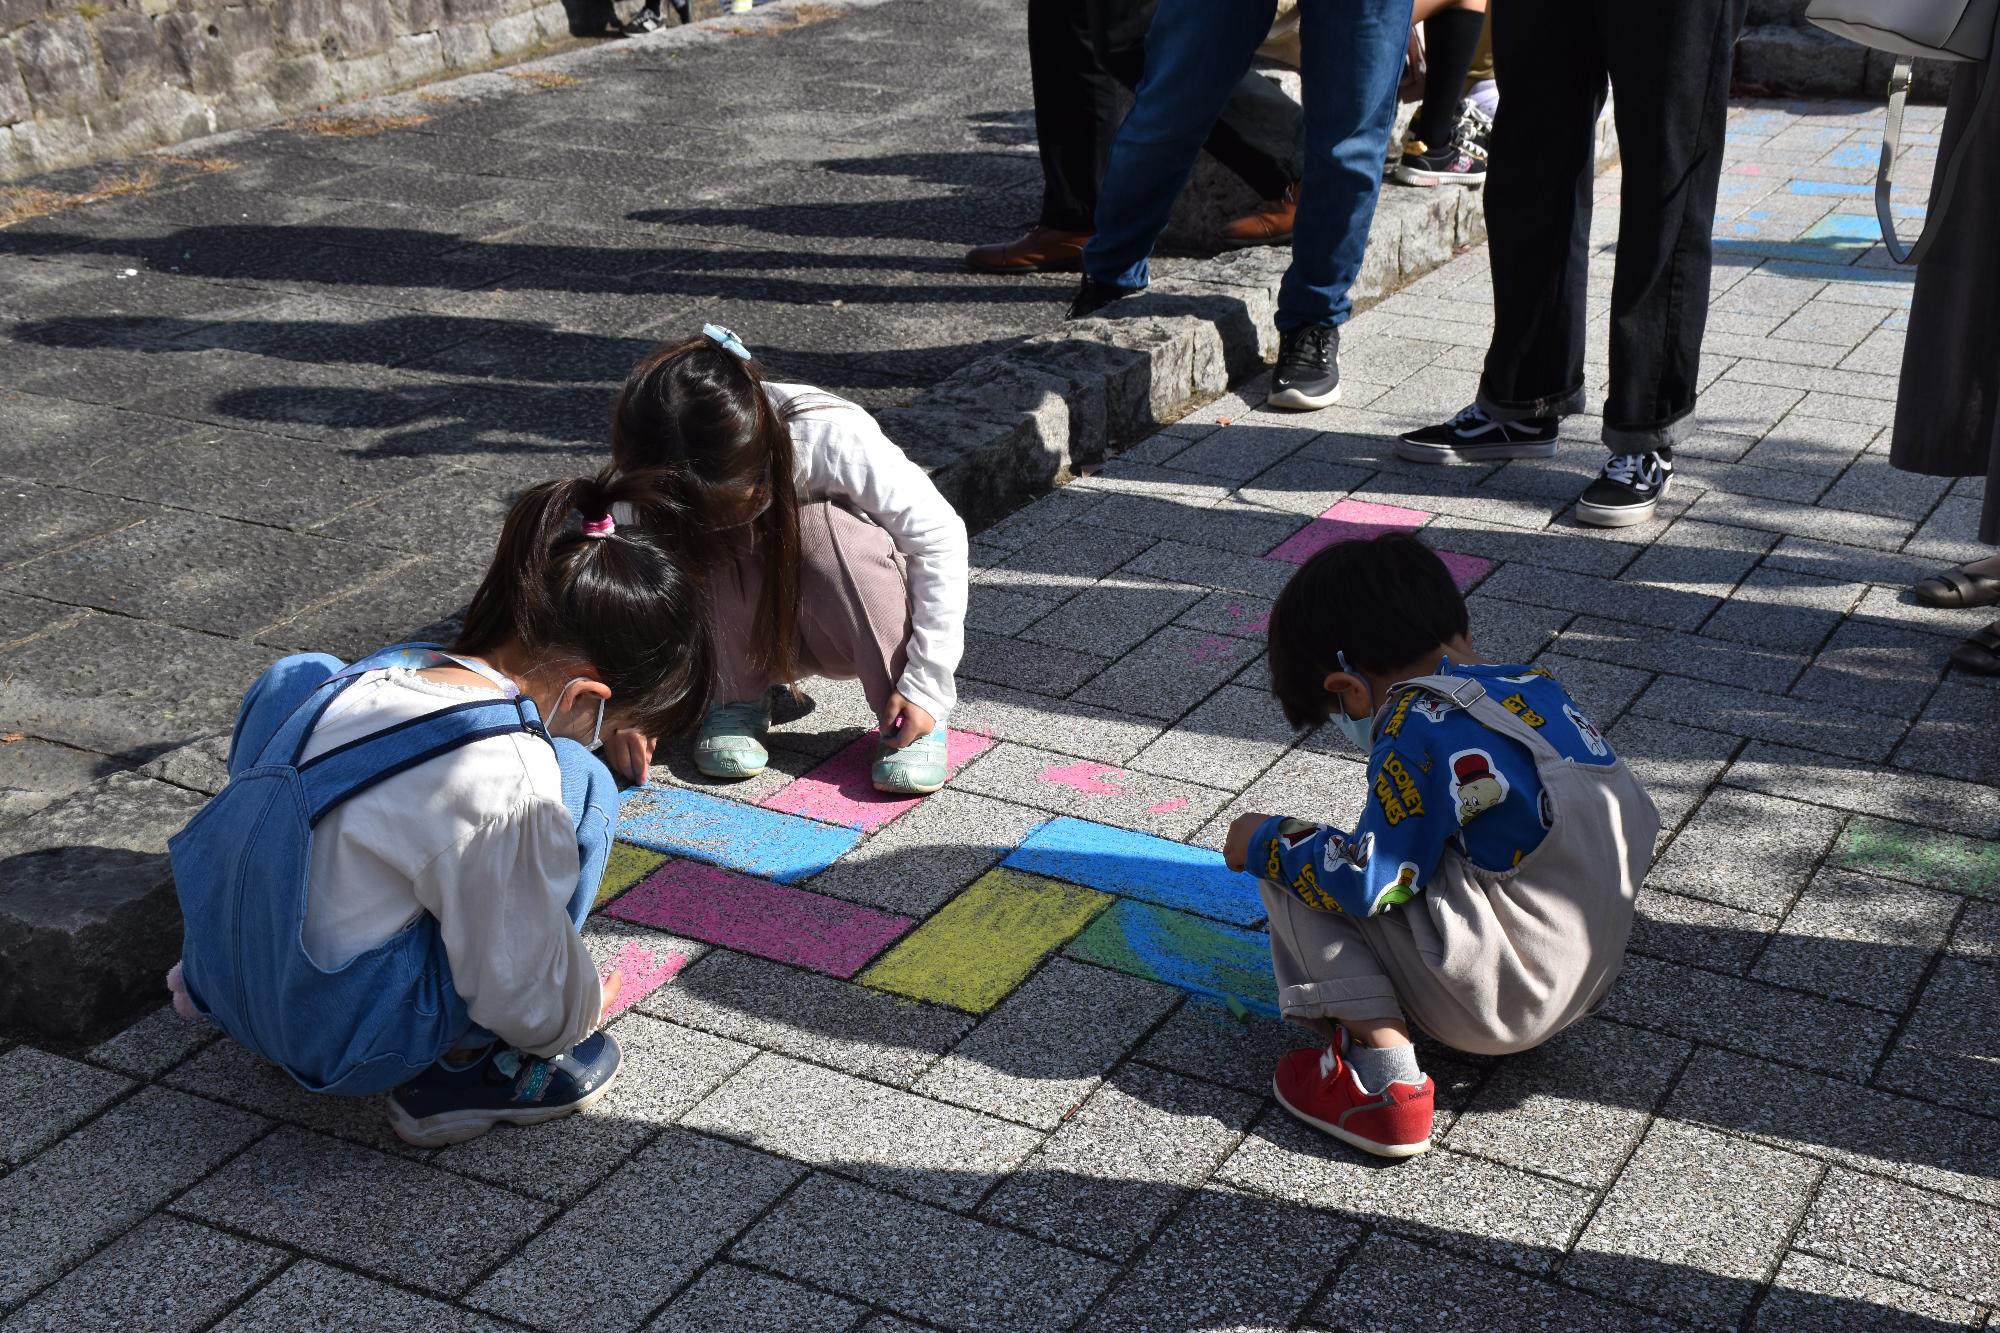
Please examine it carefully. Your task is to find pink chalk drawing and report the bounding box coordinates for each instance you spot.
[1436,549,1496,590]
[607,861,912,978]
[1265,499,1430,565]
[1187,635,1236,666]
[601,941,689,1018]
[1039,761,1128,797]
[1147,797,1190,815]
[762,728,994,833]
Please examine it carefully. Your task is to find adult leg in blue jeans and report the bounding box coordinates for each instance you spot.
[1073,0,1413,411]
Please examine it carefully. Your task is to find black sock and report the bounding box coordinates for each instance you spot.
[1411,9,1486,150]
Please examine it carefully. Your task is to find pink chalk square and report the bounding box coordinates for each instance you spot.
[606,860,913,978]
[1437,549,1496,589]
[1265,499,1430,565]
[600,941,690,1019]
[759,728,993,833]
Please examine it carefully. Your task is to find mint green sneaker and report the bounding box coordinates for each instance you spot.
[872,727,948,795]
[695,697,771,779]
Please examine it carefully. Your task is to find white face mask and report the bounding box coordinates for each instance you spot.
[1327,651,1377,751]
[557,677,607,752]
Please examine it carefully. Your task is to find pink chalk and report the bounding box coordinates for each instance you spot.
[761,729,993,833]
[1436,549,1496,590]
[1039,760,1127,797]
[1187,634,1236,666]
[606,861,912,978]
[1147,797,1190,815]
[1265,498,1429,565]
[601,941,688,1018]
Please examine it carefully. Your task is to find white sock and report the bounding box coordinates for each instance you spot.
[1342,1035,1423,1094]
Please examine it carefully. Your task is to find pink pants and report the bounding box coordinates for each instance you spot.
[715,501,913,714]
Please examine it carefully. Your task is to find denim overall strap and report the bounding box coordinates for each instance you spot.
[245,644,453,772]
[297,697,546,826]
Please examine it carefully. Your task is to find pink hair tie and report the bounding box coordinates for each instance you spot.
[580,514,616,539]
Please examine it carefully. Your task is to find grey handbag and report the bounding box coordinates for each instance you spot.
[1806,0,1999,262]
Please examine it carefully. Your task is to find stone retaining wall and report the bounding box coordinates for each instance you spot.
[1736,0,1953,99]
[0,0,730,181]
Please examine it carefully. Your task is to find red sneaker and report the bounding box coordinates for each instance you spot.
[1272,1045,1435,1158]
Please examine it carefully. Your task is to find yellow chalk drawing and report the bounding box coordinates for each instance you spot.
[594,841,668,909]
[860,869,1111,1012]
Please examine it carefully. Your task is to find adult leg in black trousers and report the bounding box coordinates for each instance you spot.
[1397,0,1747,530]
[968,0,1303,272]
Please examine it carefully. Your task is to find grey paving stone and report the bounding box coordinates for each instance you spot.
[1896,679,2000,788]
[3,1215,285,1333]
[952,742,1231,840]
[175,1126,551,1296]
[1630,887,1777,974]
[1017,577,1207,659]
[1526,652,1654,724]
[0,481,164,568]
[1355,475,1570,531]
[731,1172,1118,1333]
[916,956,1178,1129]
[1115,538,1299,598]
[1309,1232,1679,1333]
[682,1053,1040,1210]
[1877,958,2000,1118]
[980,1064,1258,1259]
[1752,869,1958,1013]
[645,1263,864,1333]
[1686,491,1917,551]
[1569,1119,1823,1326]
[1084,1188,1357,1332]
[1088,492,1306,557]
[1621,517,1776,594]
[1235,453,1373,517]
[966,582,1056,636]
[959,628,1111,698]
[1645,787,1848,915]
[952,681,1164,766]
[1905,492,1989,565]
[1724,742,2000,842]
[1762,536,1939,593]
[84,1005,219,1079]
[1755,1251,1985,1331]
[163,1037,424,1157]
[0,1046,132,1166]
[1849,582,2000,642]
[807,787,1047,917]
[1949,899,2000,964]
[309,464,523,561]
[1462,590,1574,663]
[1478,564,1717,632]
[973,488,1105,554]
[1791,618,1953,721]
[1694,377,1808,438]
[1128,683,1297,791]
[1676,454,1833,504]
[1173,589,1274,642]
[1071,623,1264,722]
[1599,954,1895,1080]
[0,1086,266,1310]
[640,949,970,1087]
[980,523,1158,597]
[1555,615,1807,693]
[1739,413,1879,475]
[1820,452,1955,519]
[1637,671,1902,764]
[1443,1019,1688,1189]
[433,1014,757,1204]
[1795,1168,2000,1306]
[467,1129,803,1333]
[1420,512,1647,578]
[1134,997,1316,1095]
[1216,1110,1594,1275]
[1196,745,1371,854]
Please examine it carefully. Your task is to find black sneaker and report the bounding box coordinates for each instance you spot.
[386,1031,623,1147]
[624,7,663,31]
[1399,403,1559,463]
[1393,136,1487,187]
[1576,449,1674,528]
[1067,276,1137,321]
[1268,323,1341,410]
[1456,99,1494,163]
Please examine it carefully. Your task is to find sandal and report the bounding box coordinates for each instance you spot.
[1950,621,2000,676]
[1913,564,2000,609]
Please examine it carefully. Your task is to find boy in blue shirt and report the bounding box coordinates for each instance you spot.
[1224,533,1657,1158]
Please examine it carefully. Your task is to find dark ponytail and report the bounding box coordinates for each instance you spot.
[609,334,803,684]
[454,467,715,740]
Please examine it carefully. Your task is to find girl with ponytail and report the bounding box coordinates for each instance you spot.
[610,325,969,795]
[167,468,712,1147]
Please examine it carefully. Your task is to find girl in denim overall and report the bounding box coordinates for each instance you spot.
[169,469,713,1147]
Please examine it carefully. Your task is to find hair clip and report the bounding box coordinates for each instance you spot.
[702,323,753,362]
[580,514,616,539]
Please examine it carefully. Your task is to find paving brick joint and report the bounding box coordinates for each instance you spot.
[3,1,1998,1330]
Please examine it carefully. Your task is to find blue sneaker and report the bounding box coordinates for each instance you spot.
[695,697,771,780]
[872,727,948,795]
[386,1031,623,1147]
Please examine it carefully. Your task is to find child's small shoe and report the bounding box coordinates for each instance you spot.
[386,1031,623,1147]
[695,697,772,780]
[1272,1044,1434,1158]
[872,727,947,795]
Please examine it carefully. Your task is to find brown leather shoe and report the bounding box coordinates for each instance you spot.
[1221,182,1299,248]
[965,226,1091,274]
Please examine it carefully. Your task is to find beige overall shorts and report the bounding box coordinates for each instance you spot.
[1258,673,1660,1056]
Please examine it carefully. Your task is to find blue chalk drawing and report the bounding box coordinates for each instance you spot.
[1824,143,1878,169]
[1003,817,1265,926]
[1790,178,1870,197]
[618,785,859,884]
[1804,213,1884,243]
[1068,899,1279,1017]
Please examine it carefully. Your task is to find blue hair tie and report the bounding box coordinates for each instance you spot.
[702,323,752,362]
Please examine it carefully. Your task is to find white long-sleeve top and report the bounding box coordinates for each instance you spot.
[300,669,601,1059]
[768,382,969,723]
